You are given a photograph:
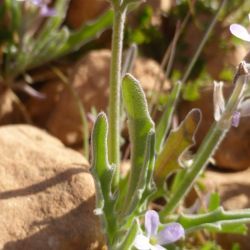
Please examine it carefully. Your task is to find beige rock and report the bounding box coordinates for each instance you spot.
[204,170,250,250]
[0,88,29,124]
[46,49,170,147]
[0,125,104,250]
[25,79,65,127]
[178,85,250,171]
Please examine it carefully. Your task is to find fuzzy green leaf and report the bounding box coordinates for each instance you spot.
[123,129,155,216]
[91,112,113,203]
[57,9,113,56]
[154,109,201,187]
[91,112,117,238]
[122,73,154,209]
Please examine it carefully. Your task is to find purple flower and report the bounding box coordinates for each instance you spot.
[232,99,250,127]
[231,111,241,127]
[134,210,185,250]
[39,4,56,17]
[19,0,56,17]
[230,14,250,42]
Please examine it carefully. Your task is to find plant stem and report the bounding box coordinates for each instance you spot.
[160,75,247,217]
[181,0,227,83]
[108,6,126,177]
[51,67,89,159]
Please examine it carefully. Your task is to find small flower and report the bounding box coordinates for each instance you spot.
[231,111,241,127]
[213,81,225,121]
[17,0,56,17]
[232,98,250,127]
[134,210,184,250]
[230,14,250,42]
[39,4,56,17]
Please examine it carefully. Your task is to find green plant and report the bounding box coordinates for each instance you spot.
[0,0,113,84]
[91,1,250,249]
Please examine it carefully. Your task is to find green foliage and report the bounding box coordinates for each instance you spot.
[125,5,163,46]
[154,109,201,188]
[90,1,250,249]
[91,113,116,238]
[178,207,250,235]
[121,73,155,214]
[91,74,156,248]
[1,0,113,80]
[155,82,182,153]
[200,241,222,250]
[208,192,220,212]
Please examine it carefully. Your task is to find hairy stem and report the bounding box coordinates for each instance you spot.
[161,74,247,217]
[108,6,126,176]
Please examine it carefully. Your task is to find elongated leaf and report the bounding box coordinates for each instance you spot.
[122,73,154,207]
[36,0,70,42]
[178,207,250,235]
[122,130,155,216]
[155,81,182,153]
[91,112,117,236]
[91,112,113,203]
[5,0,21,32]
[122,43,138,76]
[154,109,201,187]
[57,9,113,56]
[118,219,140,250]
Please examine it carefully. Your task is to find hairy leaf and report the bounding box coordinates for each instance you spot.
[57,9,113,56]
[91,112,117,236]
[122,73,154,210]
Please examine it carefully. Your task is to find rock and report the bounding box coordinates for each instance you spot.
[204,170,250,250]
[46,49,170,147]
[25,79,65,127]
[0,125,104,250]
[0,88,30,124]
[66,0,109,29]
[178,85,250,171]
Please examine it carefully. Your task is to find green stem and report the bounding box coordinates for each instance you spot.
[51,67,90,159]
[160,76,247,217]
[108,6,126,175]
[181,0,227,83]
[178,207,250,231]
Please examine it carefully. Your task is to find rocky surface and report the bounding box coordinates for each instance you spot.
[0,125,104,250]
[0,88,29,124]
[46,49,170,147]
[178,85,250,171]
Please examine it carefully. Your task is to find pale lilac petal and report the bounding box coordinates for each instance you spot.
[231,111,241,127]
[240,99,250,117]
[154,245,166,250]
[145,210,159,237]
[134,234,151,250]
[156,223,184,245]
[213,81,225,121]
[31,0,42,5]
[18,83,46,99]
[230,24,250,42]
[40,5,56,16]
